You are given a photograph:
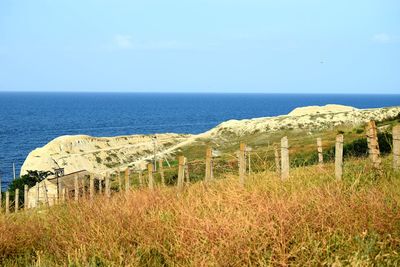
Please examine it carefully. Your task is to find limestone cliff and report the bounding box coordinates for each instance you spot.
[206,105,400,137]
[20,133,191,176]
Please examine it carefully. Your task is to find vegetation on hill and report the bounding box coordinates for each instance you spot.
[1,115,399,266]
[157,116,399,185]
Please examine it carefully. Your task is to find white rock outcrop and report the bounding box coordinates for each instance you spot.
[288,104,357,116]
[20,133,190,176]
[206,105,400,137]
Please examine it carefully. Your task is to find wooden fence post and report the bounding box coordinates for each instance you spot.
[36,182,39,207]
[81,178,86,199]
[118,169,122,191]
[159,159,165,186]
[274,144,280,174]
[366,120,381,170]
[89,174,94,199]
[239,143,246,185]
[15,188,19,212]
[335,134,344,180]
[57,181,63,202]
[281,137,289,180]
[124,168,130,191]
[138,171,143,187]
[99,179,103,194]
[393,125,400,170]
[62,188,66,202]
[177,156,185,190]
[5,191,10,214]
[184,157,190,183]
[205,147,213,181]
[74,175,79,201]
[24,184,28,210]
[148,163,154,190]
[105,173,110,197]
[317,138,323,165]
[43,181,49,207]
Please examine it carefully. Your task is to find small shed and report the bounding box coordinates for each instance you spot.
[27,170,91,208]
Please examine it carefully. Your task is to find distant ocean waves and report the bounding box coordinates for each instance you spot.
[0,92,399,188]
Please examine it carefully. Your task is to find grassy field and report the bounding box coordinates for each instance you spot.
[1,156,400,266]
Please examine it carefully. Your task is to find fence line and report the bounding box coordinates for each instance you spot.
[2,120,399,215]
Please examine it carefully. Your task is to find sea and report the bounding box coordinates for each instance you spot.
[1,92,400,189]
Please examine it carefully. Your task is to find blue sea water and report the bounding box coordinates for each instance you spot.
[0,92,400,189]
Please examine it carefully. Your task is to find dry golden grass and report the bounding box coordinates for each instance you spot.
[1,157,400,266]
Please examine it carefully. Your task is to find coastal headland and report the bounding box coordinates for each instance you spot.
[21,104,400,176]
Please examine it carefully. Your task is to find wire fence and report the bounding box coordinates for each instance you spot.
[0,122,399,214]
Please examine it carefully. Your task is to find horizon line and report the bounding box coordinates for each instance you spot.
[1,91,400,95]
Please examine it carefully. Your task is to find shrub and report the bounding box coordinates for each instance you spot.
[355,128,364,134]
[3,170,52,208]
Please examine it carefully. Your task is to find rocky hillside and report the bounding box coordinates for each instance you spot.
[21,105,400,176]
[205,104,400,138]
[20,133,190,176]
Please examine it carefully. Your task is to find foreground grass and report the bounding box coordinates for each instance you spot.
[1,158,400,266]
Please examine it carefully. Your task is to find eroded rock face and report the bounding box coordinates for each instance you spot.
[20,133,191,176]
[206,105,400,137]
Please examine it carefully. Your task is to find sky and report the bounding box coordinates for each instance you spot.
[0,0,399,93]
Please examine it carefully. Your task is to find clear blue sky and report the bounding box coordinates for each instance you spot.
[0,0,399,93]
